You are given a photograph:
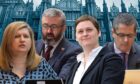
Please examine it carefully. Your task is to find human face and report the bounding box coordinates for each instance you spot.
[112,23,136,53]
[76,20,100,48]
[11,28,32,55]
[42,16,65,45]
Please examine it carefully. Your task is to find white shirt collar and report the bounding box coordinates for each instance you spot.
[77,46,103,63]
[73,46,103,84]
[114,43,129,54]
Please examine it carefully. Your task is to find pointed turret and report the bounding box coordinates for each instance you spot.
[85,0,97,17]
[103,0,111,41]
[121,0,127,12]
[138,0,140,12]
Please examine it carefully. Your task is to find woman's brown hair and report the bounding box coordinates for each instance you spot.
[0,21,41,71]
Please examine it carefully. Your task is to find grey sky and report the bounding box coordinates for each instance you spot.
[23,0,139,11]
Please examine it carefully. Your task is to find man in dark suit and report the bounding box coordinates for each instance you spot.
[35,8,82,80]
[105,13,140,69]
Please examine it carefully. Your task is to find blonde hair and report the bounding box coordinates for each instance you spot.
[0,21,41,71]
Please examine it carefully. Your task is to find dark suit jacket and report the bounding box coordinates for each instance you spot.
[105,42,140,69]
[66,46,125,84]
[35,38,82,79]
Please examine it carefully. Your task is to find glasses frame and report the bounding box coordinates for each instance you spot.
[114,30,136,39]
[42,24,64,30]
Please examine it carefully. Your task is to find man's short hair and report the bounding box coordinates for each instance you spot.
[42,8,66,25]
[113,13,137,32]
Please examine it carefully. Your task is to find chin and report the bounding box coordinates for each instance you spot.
[82,43,91,48]
[47,40,55,45]
[120,48,129,53]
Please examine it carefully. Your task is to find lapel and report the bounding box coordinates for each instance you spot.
[69,61,81,84]
[80,47,107,81]
[128,44,136,68]
[37,39,45,55]
[48,38,66,66]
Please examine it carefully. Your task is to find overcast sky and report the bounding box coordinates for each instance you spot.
[23,0,139,11]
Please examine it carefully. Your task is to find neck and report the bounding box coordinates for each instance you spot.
[83,44,99,55]
[83,44,99,63]
[11,54,27,70]
[11,54,27,79]
[12,53,27,64]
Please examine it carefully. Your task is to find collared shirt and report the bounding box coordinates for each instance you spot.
[0,58,58,84]
[114,43,129,55]
[73,46,103,84]
[44,35,63,58]
[114,43,129,69]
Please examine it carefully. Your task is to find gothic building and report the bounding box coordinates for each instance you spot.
[0,0,140,45]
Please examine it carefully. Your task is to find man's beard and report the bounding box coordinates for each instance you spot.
[43,33,56,46]
[46,38,56,46]
[44,33,63,46]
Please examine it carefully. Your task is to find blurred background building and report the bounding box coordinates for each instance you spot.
[0,0,140,45]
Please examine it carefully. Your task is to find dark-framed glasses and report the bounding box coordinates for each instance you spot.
[114,31,135,38]
[42,24,63,30]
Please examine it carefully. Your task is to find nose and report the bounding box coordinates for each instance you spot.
[123,36,129,42]
[20,36,25,42]
[83,31,88,36]
[47,28,53,33]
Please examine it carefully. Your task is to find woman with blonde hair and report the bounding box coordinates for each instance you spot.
[0,21,58,83]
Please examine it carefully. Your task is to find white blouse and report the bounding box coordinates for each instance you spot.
[73,46,103,84]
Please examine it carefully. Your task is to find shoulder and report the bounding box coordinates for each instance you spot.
[36,57,57,73]
[38,57,50,67]
[98,48,124,70]
[60,38,82,51]
[35,39,43,45]
[99,46,122,61]
[104,42,114,48]
[36,39,43,44]
[30,57,58,79]
[102,42,114,53]
[35,39,44,50]
[133,43,140,51]
[104,52,121,60]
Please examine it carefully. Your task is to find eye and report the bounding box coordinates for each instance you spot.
[117,33,125,37]
[42,24,49,28]
[127,34,135,38]
[15,34,20,38]
[50,25,57,29]
[77,30,83,34]
[23,34,30,38]
[86,28,93,32]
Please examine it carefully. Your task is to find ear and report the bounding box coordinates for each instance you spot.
[62,25,66,32]
[98,31,101,37]
[112,28,115,38]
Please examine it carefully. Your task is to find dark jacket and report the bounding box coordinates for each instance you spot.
[105,42,140,69]
[66,46,125,84]
[35,37,82,79]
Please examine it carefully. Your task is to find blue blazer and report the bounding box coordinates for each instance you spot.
[35,38,82,79]
[66,46,125,84]
[105,42,140,69]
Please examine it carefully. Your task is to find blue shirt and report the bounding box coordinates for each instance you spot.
[0,58,58,84]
